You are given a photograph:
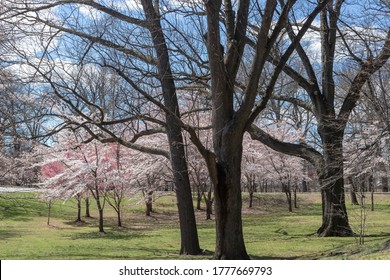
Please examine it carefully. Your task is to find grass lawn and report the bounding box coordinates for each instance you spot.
[0,191,390,259]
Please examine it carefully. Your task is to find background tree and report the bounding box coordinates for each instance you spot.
[248,0,390,236]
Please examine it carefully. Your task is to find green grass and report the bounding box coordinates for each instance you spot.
[1,192,390,259]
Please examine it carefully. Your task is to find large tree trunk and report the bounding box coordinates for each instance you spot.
[317,131,354,237]
[141,0,201,255]
[213,136,249,260]
[169,124,201,255]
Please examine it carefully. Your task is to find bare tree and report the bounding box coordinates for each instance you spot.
[248,0,390,236]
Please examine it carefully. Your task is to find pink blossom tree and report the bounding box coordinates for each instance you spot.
[40,130,135,232]
[127,135,172,217]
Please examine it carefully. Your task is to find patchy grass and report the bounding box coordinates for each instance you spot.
[0,192,390,259]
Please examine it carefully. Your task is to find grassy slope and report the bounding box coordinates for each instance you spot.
[0,192,389,259]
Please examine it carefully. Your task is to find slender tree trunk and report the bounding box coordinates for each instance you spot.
[204,190,213,220]
[302,180,308,192]
[117,209,122,227]
[95,194,105,233]
[249,191,254,208]
[76,196,82,222]
[293,187,298,209]
[85,196,91,218]
[348,177,359,205]
[378,162,388,192]
[145,191,153,216]
[317,131,354,237]
[145,202,152,216]
[97,208,104,233]
[47,200,52,226]
[206,200,212,220]
[369,175,374,212]
[283,184,293,212]
[196,190,202,210]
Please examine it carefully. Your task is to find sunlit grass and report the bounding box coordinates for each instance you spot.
[1,191,389,259]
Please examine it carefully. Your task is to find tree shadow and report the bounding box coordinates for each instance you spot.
[364,232,390,238]
[69,230,145,240]
[0,229,23,240]
[250,255,300,260]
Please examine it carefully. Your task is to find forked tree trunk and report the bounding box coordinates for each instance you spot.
[317,132,353,237]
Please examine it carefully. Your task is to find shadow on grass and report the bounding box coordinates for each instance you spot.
[364,232,390,238]
[70,230,146,240]
[250,255,300,260]
[0,229,23,240]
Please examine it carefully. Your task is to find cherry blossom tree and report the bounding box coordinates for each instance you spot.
[243,123,311,212]
[39,130,132,232]
[127,137,172,217]
[242,134,268,208]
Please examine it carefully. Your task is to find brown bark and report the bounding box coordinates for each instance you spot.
[293,187,298,209]
[317,131,353,237]
[85,196,91,218]
[95,194,105,233]
[117,209,122,227]
[76,196,82,222]
[348,177,359,205]
[282,184,293,212]
[203,190,213,220]
[249,191,254,208]
[211,132,249,259]
[141,0,201,255]
[382,176,389,192]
